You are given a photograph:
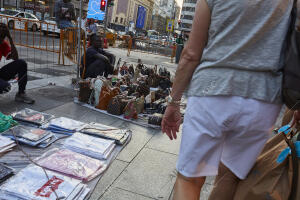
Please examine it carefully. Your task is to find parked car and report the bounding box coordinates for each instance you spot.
[149,35,159,45]
[41,17,60,36]
[0,9,40,31]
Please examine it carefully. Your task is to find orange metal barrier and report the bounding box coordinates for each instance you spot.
[0,14,86,66]
[59,27,86,66]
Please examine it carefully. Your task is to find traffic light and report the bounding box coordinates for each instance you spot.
[100,0,106,11]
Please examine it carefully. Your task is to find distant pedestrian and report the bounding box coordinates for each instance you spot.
[175,34,184,64]
[162,0,299,199]
[171,43,176,63]
[127,35,133,57]
[87,18,97,34]
[54,0,75,29]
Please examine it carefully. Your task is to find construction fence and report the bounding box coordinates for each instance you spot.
[0,14,86,81]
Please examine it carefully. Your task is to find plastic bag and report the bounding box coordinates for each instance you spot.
[0,112,17,133]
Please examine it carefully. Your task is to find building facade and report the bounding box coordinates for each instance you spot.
[107,0,154,32]
[152,0,181,34]
[180,0,196,32]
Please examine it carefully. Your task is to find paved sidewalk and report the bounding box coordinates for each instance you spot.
[0,48,286,200]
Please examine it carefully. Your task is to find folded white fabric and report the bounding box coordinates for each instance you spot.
[63,132,115,160]
[0,165,88,200]
[0,135,15,153]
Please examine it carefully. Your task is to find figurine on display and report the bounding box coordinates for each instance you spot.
[54,0,75,29]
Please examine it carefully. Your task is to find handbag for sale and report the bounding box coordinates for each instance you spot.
[157,102,167,114]
[127,84,138,95]
[128,64,135,76]
[148,113,163,126]
[124,100,138,120]
[282,0,300,110]
[233,126,300,200]
[136,96,145,114]
[137,82,150,97]
[155,89,170,101]
[148,74,160,88]
[78,80,92,103]
[107,96,124,116]
[96,86,120,110]
[159,78,172,90]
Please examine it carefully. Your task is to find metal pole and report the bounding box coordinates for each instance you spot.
[77,0,82,79]
[104,0,109,32]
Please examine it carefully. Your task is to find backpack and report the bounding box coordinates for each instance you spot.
[282,0,300,110]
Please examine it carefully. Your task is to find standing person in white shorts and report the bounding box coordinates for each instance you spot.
[162,0,300,199]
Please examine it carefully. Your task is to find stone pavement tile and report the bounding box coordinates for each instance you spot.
[146,130,181,155]
[113,148,178,200]
[200,183,214,200]
[89,160,129,200]
[31,86,74,103]
[114,122,156,163]
[44,102,90,120]
[100,187,155,200]
[0,91,67,114]
[26,75,74,90]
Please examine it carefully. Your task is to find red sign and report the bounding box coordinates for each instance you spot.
[34,176,64,198]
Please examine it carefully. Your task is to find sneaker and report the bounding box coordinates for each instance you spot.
[15,93,35,104]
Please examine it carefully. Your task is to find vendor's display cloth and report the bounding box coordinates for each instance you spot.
[0,165,89,200]
[81,122,130,145]
[42,117,87,135]
[36,148,107,182]
[63,132,115,160]
[1,125,54,147]
[12,108,54,126]
[0,135,15,154]
[0,112,17,133]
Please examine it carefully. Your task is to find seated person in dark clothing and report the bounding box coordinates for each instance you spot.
[81,34,115,79]
[0,23,34,104]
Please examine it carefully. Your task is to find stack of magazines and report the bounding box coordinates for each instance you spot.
[0,163,14,184]
[63,132,116,160]
[11,108,54,126]
[0,135,15,154]
[36,148,106,182]
[80,122,130,145]
[0,165,90,200]
[1,125,55,148]
[43,117,87,135]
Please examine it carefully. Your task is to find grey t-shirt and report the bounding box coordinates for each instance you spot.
[187,0,294,104]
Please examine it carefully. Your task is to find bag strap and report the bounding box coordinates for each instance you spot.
[283,132,299,200]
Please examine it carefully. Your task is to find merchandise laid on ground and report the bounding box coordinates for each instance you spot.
[75,61,185,129]
[0,109,132,200]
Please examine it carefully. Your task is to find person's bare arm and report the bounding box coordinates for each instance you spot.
[162,0,211,140]
[5,27,18,60]
[170,0,211,101]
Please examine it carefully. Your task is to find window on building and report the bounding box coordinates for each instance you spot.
[120,18,123,24]
[115,17,118,23]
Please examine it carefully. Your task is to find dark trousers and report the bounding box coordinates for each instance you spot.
[0,59,27,93]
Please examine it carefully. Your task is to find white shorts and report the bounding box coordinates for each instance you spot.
[176,96,281,179]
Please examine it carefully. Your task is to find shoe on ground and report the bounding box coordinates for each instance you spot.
[15,93,35,104]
